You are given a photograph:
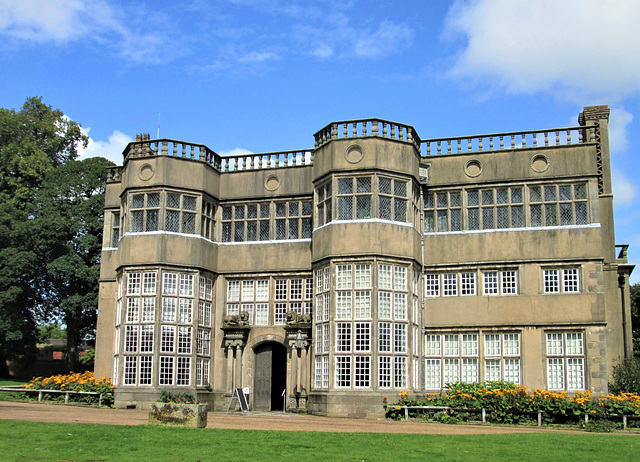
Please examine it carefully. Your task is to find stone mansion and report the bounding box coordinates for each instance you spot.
[94,105,634,417]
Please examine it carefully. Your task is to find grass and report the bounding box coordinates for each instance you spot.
[0,378,28,387]
[0,420,638,461]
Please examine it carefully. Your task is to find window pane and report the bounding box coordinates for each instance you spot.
[356,177,371,193]
[437,193,448,208]
[575,202,588,225]
[338,178,352,194]
[496,207,509,228]
[482,190,494,205]
[132,194,144,209]
[379,196,392,220]
[497,189,508,204]
[356,196,371,219]
[530,204,542,227]
[467,191,479,206]
[530,186,542,202]
[544,186,556,202]
[338,196,352,220]
[167,193,180,209]
[289,202,299,217]
[511,206,524,227]
[394,181,407,197]
[450,209,461,231]
[468,209,479,230]
[166,210,180,233]
[559,185,572,201]
[450,192,461,207]
[394,199,407,222]
[131,211,143,232]
[182,212,196,234]
[545,204,557,226]
[146,210,158,231]
[482,208,494,229]
[379,178,391,195]
[183,196,196,211]
[559,203,573,225]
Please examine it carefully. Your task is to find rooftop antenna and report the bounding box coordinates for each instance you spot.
[157,113,161,139]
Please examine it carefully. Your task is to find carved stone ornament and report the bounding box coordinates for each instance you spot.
[222,311,250,328]
[264,173,281,191]
[464,159,483,178]
[285,310,312,326]
[344,144,364,164]
[137,163,154,181]
[530,154,550,173]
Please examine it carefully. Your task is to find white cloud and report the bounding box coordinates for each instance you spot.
[293,18,412,61]
[354,21,413,59]
[609,107,633,154]
[443,0,640,101]
[0,0,119,43]
[218,148,253,157]
[77,127,132,165]
[612,168,635,208]
[0,0,179,63]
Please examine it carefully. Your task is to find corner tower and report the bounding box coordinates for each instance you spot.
[308,120,424,417]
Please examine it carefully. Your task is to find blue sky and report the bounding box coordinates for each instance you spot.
[2,0,640,281]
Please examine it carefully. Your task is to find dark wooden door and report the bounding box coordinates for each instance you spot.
[254,345,272,411]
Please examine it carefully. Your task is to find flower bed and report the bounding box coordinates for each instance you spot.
[386,381,640,431]
[23,372,114,406]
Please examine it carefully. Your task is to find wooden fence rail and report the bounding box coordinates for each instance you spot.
[397,405,639,429]
[0,386,109,407]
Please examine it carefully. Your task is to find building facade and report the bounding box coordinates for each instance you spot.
[95,105,634,417]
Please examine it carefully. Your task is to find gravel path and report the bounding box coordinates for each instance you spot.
[0,401,575,434]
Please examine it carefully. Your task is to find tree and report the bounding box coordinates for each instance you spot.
[32,157,113,371]
[0,97,88,376]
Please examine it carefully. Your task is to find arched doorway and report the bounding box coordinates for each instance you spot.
[253,342,287,411]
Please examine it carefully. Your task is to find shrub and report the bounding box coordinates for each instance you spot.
[387,382,640,430]
[609,358,640,395]
[583,419,618,433]
[159,389,196,404]
[25,372,114,406]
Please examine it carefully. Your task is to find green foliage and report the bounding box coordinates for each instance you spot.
[609,358,640,394]
[26,371,114,406]
[37,323,66,341]
[159,389,197,404]
[0,97,89,375]
[583,419,618,433]
[32,156,114,370]
[386,382,640,429]
[78,348,95,367]
[0,97,114,373]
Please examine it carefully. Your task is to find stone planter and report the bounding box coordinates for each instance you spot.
[148,402,208,428]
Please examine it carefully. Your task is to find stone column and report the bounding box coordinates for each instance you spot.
[300,341,309,393]
[234,343,243,388]
[225,342,234,391]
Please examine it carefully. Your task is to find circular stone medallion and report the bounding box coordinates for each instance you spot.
[345,144,364,164]
[530,154,550,173]
[265,173,281,191]
[464,159,483,178]
[137,163,154,181]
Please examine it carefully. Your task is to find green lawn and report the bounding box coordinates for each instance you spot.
[0,420,638,461]
[0,378,28,387]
